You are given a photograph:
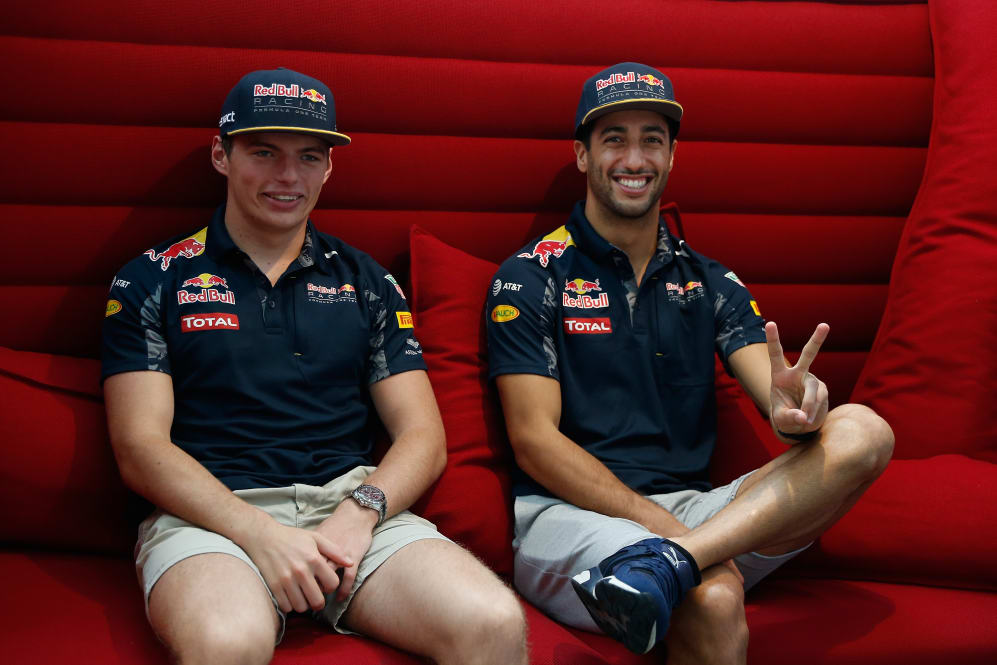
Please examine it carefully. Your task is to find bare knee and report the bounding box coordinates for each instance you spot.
[825,403,894,481]
[171,618,275,665]
[441,582,527,665]
[668,575,747,664]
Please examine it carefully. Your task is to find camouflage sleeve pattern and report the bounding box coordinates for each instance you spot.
[101,258,171,382]
[711,263,767,373]
[486,256,559,380]
[364,268,426,385]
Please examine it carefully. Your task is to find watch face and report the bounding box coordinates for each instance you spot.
[355,484,385,504]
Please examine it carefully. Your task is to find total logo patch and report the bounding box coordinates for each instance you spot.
[396,311,414,328]
[491,305,520,323]
[180,313,240,332]
[105,300,122,317]
[177,273,235,305]
[563,317,613,334]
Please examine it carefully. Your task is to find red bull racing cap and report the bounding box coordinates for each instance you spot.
[575,62,683,139]
[219,67,350,146]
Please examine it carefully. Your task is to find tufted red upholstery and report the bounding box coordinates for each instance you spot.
[1,0,995,662]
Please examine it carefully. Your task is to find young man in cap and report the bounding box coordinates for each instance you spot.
[486,62,894,662]
[103,68,527,665]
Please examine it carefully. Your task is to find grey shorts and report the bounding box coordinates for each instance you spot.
[135,465,450,641]
[512,471,810,630]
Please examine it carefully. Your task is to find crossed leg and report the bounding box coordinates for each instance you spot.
[658,402,893,664]
[342,538,528,665]
[671,403,894,568]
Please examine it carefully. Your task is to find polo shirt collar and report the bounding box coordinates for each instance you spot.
[566,200,676,266]
[204,204,334,275]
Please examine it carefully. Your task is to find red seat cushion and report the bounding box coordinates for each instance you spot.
[407,226,513,576]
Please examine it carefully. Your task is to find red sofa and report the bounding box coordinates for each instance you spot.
[2,1,995,663]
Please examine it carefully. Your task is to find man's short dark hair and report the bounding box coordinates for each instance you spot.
[576,117,678,150]
[220,135,233,156]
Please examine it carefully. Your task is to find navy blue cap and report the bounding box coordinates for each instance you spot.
[218,68,350,146]
[575,62,683,139]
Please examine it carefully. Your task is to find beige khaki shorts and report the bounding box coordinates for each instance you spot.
[135,465,450,641]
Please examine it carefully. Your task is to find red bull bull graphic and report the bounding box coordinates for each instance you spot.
[563,317,612,334]
[180,313,240,332]
[177,273,234,305]
[564,278,602,295]
[339,283,356,292]
[518,228,576,267]
[144,229,207,271]
[300,88,327,104]
[636,73,664,87]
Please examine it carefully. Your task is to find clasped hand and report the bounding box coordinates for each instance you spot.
[765,321,830,439]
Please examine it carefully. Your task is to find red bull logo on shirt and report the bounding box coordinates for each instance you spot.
[564,278,601,295]
[518,228,576,267]
[144,228,207,271]
[177,273,235,305]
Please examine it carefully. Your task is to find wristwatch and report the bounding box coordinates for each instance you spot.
[350,484,387,525]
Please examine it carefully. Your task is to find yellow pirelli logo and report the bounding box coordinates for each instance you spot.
[750,300,761,317]
[396,311,414,328]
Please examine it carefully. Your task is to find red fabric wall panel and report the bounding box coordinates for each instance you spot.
[0,205,904,288]
[1,37,931,146]
[1,123,926,215]
[4,1,930,76]
[0,287,106,357]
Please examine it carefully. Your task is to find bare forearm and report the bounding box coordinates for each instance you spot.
[515,429,688,538]
[114,436,271,545]
[362,421,446,518]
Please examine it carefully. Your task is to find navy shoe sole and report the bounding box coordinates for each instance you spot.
[571,566,658,654]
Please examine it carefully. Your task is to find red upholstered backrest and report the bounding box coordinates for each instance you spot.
[0,1,933,552]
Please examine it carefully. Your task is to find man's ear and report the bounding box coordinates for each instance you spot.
[322,146,333,184]
[210,136,229,176]
[573,140,588,174]
[669,140,677,171]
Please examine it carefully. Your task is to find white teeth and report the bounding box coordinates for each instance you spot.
[618,178,646,189]
[270,195,299,201]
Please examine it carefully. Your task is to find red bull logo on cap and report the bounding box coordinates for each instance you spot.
[300,88,327,104]
[145,229,207,271]
[254,83,300,97]
[518,227,576,267]
[637,74,665,87]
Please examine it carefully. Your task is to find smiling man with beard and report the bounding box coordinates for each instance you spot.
[486,62,894,662]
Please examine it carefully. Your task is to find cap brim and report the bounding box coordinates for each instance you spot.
[579,99,684,133]
[226,126,351,146]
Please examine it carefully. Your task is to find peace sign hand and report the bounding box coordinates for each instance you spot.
[765,321,830,440]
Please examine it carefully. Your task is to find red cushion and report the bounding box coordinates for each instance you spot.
[791,455,997,591]
[851,0,997,460]
[0,347,135,553]
[407,226,513,576]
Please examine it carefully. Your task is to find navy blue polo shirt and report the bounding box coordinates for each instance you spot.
[486,202,766,498]
[102,206,426,490]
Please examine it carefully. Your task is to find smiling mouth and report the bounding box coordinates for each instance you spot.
[612,174,653,194]
[264,193,304,202]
